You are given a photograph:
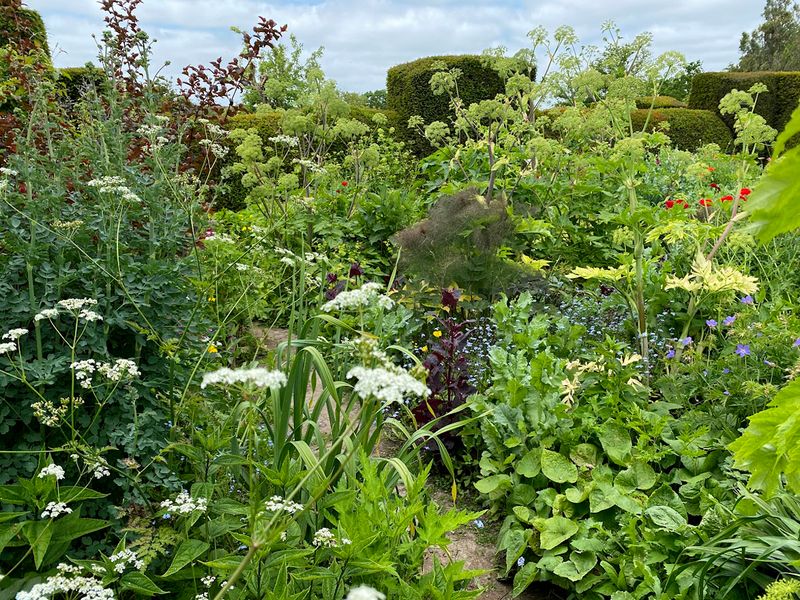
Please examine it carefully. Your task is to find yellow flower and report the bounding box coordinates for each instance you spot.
[207,344,218,354]
[208,296,216,302]
[432,330,442,338]
[421,345,428,352]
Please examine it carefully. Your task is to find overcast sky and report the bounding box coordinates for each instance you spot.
[27,0,765,93]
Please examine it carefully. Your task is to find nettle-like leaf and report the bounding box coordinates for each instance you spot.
[728,377,800,497]
[747,101,800,243]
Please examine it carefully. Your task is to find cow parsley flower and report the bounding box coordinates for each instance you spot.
[39,464,66,480]
[41,502,72,519]
[200,367,287,389]
[0,167,18,177]
[264,495,303,514]
[97,359,140,381]
[34,308,60,322]
[0,342,17,355]
[3,328,28,341]
[321,282,394,313]
[160,491,208,514]
[87,176,141,203]
[347,366,429,405]
[57,298,98,311]
[346,586,386,600]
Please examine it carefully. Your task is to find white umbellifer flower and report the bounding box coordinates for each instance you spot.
[79,309,103,322]
[86,176,141,203]
[71,360,97,389]
[31,400,68,427]
[321,282,394,313]
[16,573,113,600]
[0,342,17,355]
[91,462,111,479]
[312,527,337,548]
[264,495,303,514]
[57,564,81,575]
[41,502,72,519]
[268,134,299,147]
[0,167,18,177]
[160,491,208,515]
[34,308,60,322]
[109,548,144,573]
[137,124,162,137]
[347,366,429,405]
[97,359,140,381]
[3,328,28,341]
[38,464,66,480]
[346,585,386,600]
[57,298,98,311]
[200,367,287,390]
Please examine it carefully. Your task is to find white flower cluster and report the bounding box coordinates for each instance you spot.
[0,342,17,355]
[70,358,140,388]
[264,495,303,514]
[199,138,228,159]
[3,328,28,341]
[234,262,263,273]
[39,464,66,480]
[90,460,111,479]
[291,158,326,174]
[268,134,299,147]
[346,586,386,600]
[160,490,208,515]
[86,176,141,203]
[312,527,351,548]
[57,298,97,311]
[201,575,216,587]
[34,308,59,322]
[0,167,18,177]
[204,232,235,244]
[321,282,394,313]
[16,567,113,600]
[31,398,79,427]
[109,548,144,573]
[347,366,429,405]
[52,219,84,229]
[41,501,72,519]
[137,124,162,137]
[200,367,287,390]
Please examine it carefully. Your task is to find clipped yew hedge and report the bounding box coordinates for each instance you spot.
[688,71,800,138]
[630,108,733,151]
[635,95,686,109]
[387,55,508,155]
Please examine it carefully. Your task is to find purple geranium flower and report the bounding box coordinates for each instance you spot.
[794,338,800,348]
[723,368,731,374]
[666,348,676,359]
[740,295,754,305]
[706,319,718,328]
[680,336,692,347]
[735,344,751,357]
[723,315,736,326]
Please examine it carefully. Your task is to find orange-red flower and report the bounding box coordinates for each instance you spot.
[720,195,734,202]
[699,198,712,207]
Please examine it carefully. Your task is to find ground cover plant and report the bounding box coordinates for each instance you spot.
[2,0,800,599]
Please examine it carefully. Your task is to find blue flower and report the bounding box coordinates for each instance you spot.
[473,519,485,529]
[723,368,730,374]
[740,295,754,305]
[706,319,718,328]
[666,348,676,359]
[680,336,692,347]
[723,315,736,326]
[735,344,751,357]
[517,556,526,568]
[794,338,800,348]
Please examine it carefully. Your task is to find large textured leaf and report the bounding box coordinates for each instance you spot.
[728,377,800,497]
[598,423,632,466]
[475,474,511,494]
[161,539,210,577]
[516,449,541,478]
[552,551,597,582]
[645,506,687,531]
[541,449,577,484]
[747,101,800,243]
[615,461,657,493]
[537,516,579,550]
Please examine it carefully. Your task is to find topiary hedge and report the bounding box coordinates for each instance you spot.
[0,6,50,58]
[57,66,107,106]
[630,108,733,152]
[387,55,508,156]
[688,71,800,139]
[635,95,686,109]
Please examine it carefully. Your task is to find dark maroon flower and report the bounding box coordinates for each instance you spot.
[441,288,461,311]
[324,280,345,300]
[348,262,364,277]
[325,272,338,284]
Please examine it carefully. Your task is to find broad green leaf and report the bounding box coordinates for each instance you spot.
[747,101,800,242]
[589,483,616,513]
[598,423,632,466]
[645,506,687,531]
[516,449,541,478]
[728,377,800,497]
[537,516,579,550]
[0,512,27,524]
[120,572,166,596]
[161,539,210,577]
[615,461,657,493]
[512,506,534,524]
[646,484,686,518]
[552,551,597,582]
[565,486,589,504]
[475,474,511,494]
[513,562,538,596]
[541,449,578,484]
[21,521,52,569]
[570,444,599,469]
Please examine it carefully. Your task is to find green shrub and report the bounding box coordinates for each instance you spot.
[635,95,686,109]
[56,66,107,106]
[688,71,800,138]
[630,108,733,151]
[0,6,50,58]
[387,55,507,156]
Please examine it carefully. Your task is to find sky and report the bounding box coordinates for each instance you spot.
[27,0,766,93]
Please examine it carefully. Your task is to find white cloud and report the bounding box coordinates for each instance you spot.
[28,0,765,92]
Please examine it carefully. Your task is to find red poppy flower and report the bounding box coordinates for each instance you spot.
[665,200,675,209]
[740,188,751,196]
[710,183,720,190]
[699,198,712,207]
[707,166,715,172]
[720,195,734,202]
[341,181,348,186]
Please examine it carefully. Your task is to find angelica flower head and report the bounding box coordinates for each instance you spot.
[57,298,98,311]
[201,367,287,389]
[34,308,60,322]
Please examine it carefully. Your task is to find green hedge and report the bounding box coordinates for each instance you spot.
[688,71,800,138]
[57,66,107,106]
[635,95,686,109]
[630,108,733,151]
[387,55,508,156]
[0,7,50,58]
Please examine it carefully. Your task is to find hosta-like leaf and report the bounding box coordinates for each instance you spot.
[537,516,579,550]
[598,422,632,466]
[541,449,577,484]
